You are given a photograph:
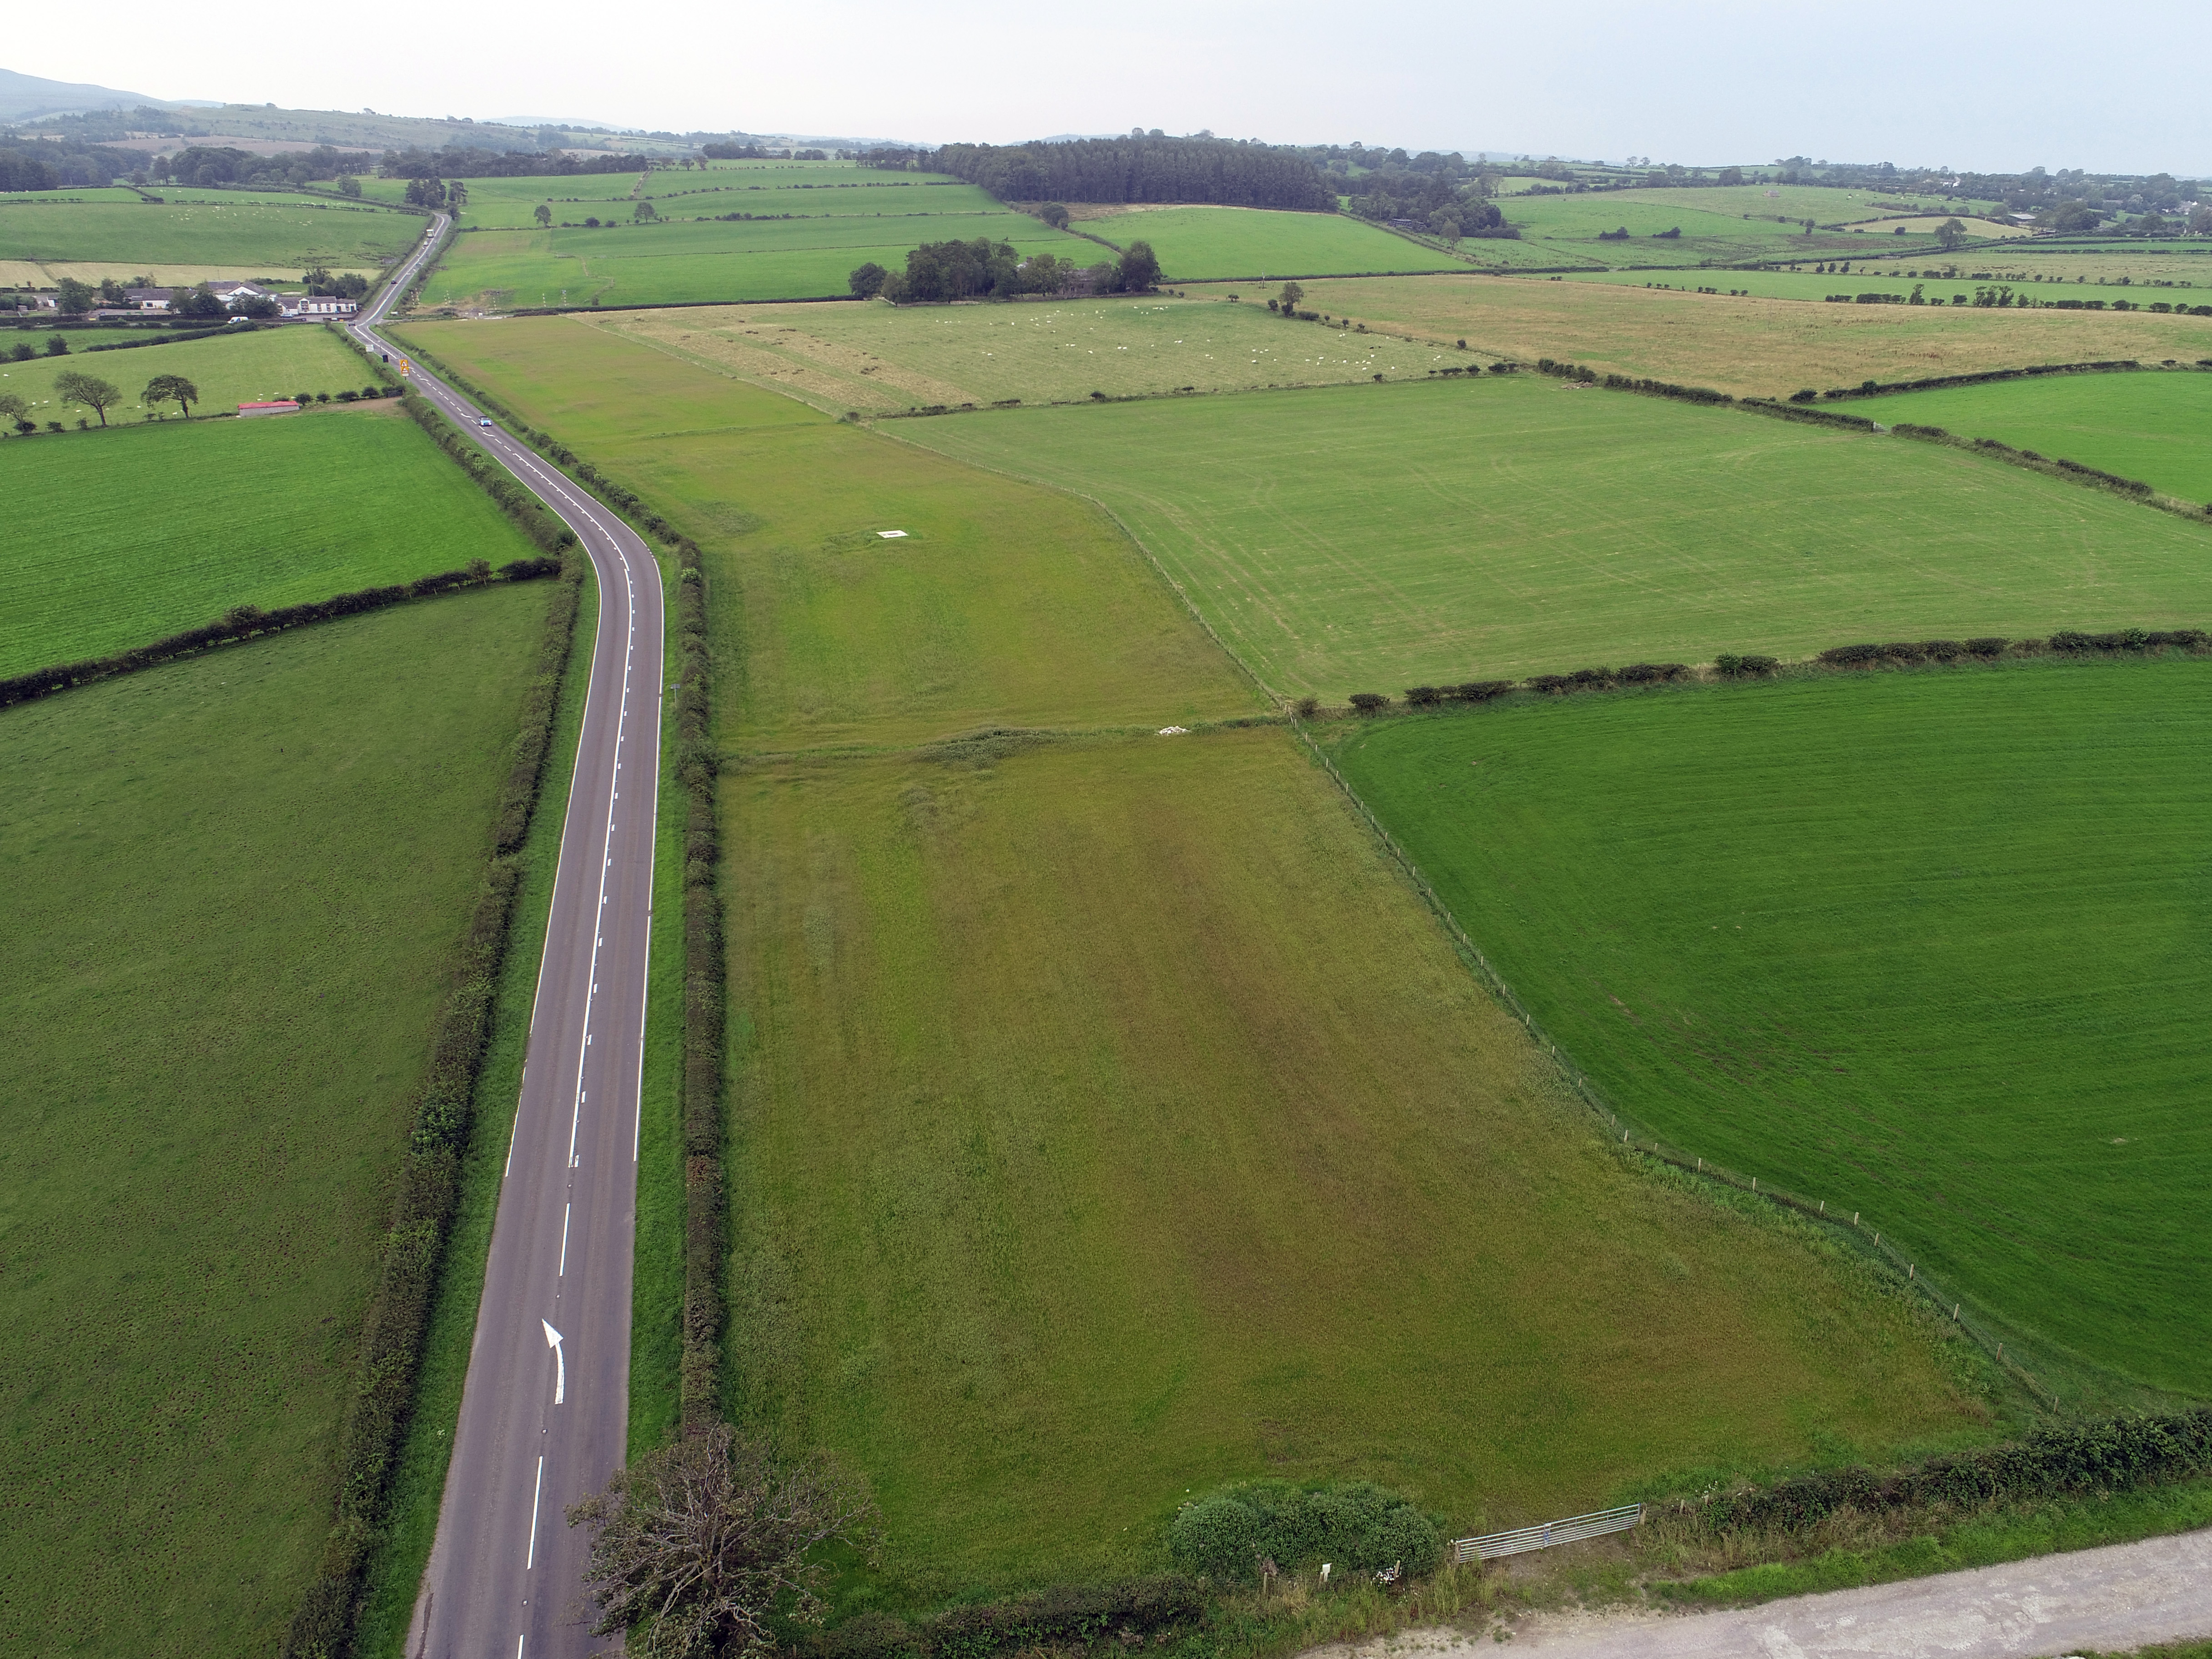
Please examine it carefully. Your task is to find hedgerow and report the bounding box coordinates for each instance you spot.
[806,1578,1208,1659]
[0,559,563,711]
[1694,1407,2212,1538]
[669,544,728,1431]
[284,550,586,1659]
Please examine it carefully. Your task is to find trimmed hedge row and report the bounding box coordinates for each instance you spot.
[1699,1406,2212,1537]
[1346,627,2210,715]
[285,552,586,1659]
[1814,358,2144,402]
[0,558,563,711]
[669,542,728,1433]
[1821,630,2207,668]
[397,390,578,556]
[808,1578,1208,1659]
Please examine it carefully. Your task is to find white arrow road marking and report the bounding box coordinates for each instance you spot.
[543,1320,566,1404]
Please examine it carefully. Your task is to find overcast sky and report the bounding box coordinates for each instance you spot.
[15,0,2210,176]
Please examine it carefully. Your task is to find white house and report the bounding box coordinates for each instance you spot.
[279,292,359,318]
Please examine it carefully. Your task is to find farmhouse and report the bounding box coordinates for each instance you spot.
[280,292,358,318]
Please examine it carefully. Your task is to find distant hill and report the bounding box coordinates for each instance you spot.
[0,65,211,121]
[491,116,623,132]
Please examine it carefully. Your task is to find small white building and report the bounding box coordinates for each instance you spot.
[279,293,359,318]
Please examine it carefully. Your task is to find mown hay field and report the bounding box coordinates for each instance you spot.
[1327,659,2212,1395]
[1571,268,2206,306]
[412,313,1995,1597]
[579,295,1471,415]
[424,211,1095,308]
[0,193,421,267]
[0,402,547,677]
[900,374,2212,700]
[1191,274,2212,397]
[0,319,372,432]
[1868,369,2212,503]
[1075,204,1447,279]
[392,315,1261,749]
[0,583,554,1656]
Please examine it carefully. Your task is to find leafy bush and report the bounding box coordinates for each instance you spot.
[1525,674,1571,694]
[1919,639,1965,661]
[807,1578,1206,1659]
[1402,684,1443,706]
[1348,692,1391,713]
[1817,643,1883,667]
[1965,637,2008,657]
[1713,653,1778,677]
[1166,1481,1441,1584]
[1618,662,1687,684]
[1454,680,1514,701]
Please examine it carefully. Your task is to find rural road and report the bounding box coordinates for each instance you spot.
[352,214,666,1659]
[1317,1530,2212,1659]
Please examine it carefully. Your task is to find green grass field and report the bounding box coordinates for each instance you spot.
[583,295,1475,415]
[0,320,373,428]
[1326,659,2212,1395]
[1484,187,1965,270]
[0,194,421,267]
[0,581,555,1655]
[450,173,999,230]
[1866,370,2212,504]
[724,728,1986,1598]
[899,375,2212,699]
[412,314,1994,1601]
[424,211,1095,307]
[1076,206,1446,279]
[1186,275,2212,399]
[0,404,547,677]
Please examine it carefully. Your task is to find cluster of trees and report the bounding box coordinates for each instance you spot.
[144,143,360,189]
[380,145,656,181]
[853,238,1159,303]
[701,141,832,160]
[1332,151,1510,240]
[0,127,143,191]
[0,370,199,432]
[912,134,1337,211]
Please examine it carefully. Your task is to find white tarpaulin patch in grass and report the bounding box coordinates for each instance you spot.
[1158,726,1188,735]
[877,529,908,538]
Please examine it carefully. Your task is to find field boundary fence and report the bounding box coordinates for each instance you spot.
[1289,718,2068,1413]
[1450,1504,1642,1563]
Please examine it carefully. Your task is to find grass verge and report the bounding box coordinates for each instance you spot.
[348,569,598,1658]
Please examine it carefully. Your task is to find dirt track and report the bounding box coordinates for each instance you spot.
[1312,1528,2212,1659]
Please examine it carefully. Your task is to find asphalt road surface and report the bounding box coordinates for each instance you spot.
[352,215,666,1659]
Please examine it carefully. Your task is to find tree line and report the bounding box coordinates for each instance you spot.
[890,135,1337,211]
